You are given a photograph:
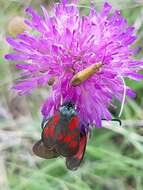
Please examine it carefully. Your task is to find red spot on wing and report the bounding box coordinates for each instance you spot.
[68,141,78,148]
[49,127,55,137]
[58,133,64,141]
[63,135,72,142]
[53,114,59,125]
[44,127,49,137]
[63,132,78,143]
[43,120,55,137]
[68,116,79,131]
[75,133,87,159]
[48,120,52,128]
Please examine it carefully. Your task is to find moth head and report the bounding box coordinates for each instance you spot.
[59,100,77,118]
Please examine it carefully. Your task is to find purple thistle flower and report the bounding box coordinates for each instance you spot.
[5,1,143,127]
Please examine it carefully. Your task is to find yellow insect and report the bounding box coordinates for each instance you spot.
[46,62,102,87]
[70,62,103,86]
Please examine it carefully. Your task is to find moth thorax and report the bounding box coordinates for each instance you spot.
[59,101,77,118]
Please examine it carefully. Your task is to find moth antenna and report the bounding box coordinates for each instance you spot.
[60,95,63,105]
[75,101,77,109]
[118,76,126,118]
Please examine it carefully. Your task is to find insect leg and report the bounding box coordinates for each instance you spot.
[102,118,122,126]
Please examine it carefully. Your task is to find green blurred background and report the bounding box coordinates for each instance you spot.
[0,0,143,190]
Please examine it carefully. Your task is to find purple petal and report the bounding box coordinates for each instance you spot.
[101,2,112,17]
[126,88,136,98]
[5,54,29,61]
[124,73,143,81]
[41,95,54,117]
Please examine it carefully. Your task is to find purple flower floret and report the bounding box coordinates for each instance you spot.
[5,1,143,127]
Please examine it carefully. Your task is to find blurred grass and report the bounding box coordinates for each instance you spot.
[0,0,143,190]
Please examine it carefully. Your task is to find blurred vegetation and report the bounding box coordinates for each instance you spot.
[0,0,143,190]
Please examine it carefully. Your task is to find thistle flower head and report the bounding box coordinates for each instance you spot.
[5,1,143,127]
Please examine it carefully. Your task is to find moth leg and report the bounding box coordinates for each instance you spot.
[111,119,122,126]
[102,118,122,126]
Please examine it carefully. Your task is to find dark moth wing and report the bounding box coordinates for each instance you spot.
[42,115,58,149]
[55,115,80,157]
[66,130,88,170]
[33,140,59,159]
[42,114,80,157]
